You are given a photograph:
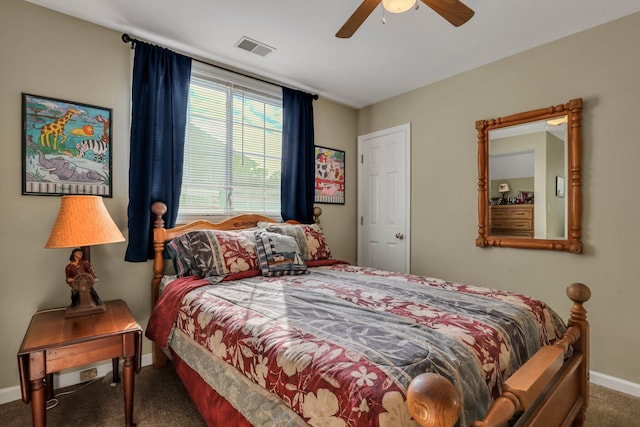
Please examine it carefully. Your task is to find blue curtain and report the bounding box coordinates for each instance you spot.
[125,42,192,262]
[281,87,315,223]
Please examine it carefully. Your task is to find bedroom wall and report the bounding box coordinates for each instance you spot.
[0,0,357,395]
[313,99,359,262]
[358,12,640,387]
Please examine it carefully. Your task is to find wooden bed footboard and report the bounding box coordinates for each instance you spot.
[407,283,591,427]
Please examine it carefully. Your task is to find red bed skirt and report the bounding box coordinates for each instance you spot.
[170,349,254,427]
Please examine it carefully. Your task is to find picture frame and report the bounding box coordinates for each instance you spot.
[556,176,565,198]
[314,145,345,204]
[22,93,112,197]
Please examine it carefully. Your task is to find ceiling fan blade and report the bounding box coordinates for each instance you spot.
[420,0,475,27]
[336,0,382,38]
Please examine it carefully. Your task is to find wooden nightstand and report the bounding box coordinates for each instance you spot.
[17,299,142,427]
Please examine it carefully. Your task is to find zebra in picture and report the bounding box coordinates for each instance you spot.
[76,139,109,164]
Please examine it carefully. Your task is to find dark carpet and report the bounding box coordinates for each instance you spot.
[1,364,638,426]
[1,364,206,427]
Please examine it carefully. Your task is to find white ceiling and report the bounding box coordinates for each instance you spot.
[25,0,640,109]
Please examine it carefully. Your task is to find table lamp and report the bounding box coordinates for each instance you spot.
[498,183,510,204]
[45,195,125,317]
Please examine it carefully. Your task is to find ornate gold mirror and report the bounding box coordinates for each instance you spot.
[476,98,583,253]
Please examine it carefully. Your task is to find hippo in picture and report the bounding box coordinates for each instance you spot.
[38,151,102,182]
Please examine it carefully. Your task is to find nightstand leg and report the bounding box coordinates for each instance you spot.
[45,373,54,400]
[123,356,135,426]
[30,378,46,427]
[112,357,120,383]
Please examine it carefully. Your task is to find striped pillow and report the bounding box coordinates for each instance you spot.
[254,230,307,277]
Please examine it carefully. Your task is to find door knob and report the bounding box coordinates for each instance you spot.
[395,232,404,240]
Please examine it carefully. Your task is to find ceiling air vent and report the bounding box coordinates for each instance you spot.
[235,36,275,57]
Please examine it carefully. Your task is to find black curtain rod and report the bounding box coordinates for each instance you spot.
[121,33,318,100]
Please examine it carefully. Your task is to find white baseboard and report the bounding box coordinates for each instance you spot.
[0,384,22,406]
[2,361,637,405]
[590,370,640,398]
[0,353,153,405]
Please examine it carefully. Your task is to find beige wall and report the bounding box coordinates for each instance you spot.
[359,12,640,384]
[0,0,357,392]
[313,99,359,263]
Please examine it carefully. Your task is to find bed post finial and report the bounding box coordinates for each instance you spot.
[313,206,322,225]
[151,202,168,229]
[407,373,460,427]
[566,283,590,313]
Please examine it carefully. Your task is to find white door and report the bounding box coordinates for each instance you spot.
[357,123,411,273]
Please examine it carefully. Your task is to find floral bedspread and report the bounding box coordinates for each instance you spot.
[146,264,565,426]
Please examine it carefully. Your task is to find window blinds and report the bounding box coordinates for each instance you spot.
[179,64,283,220]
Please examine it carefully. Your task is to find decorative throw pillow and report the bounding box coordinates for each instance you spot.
[166,237,195,277]
[166,229,259,278]
[254,230,308,277]
[261,223,332,261]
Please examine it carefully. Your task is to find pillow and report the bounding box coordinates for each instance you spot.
[305,259,349,267]
[254,230,308,277]
[260,223,332,261]
[166,238,193,277]
[166,229,259,278]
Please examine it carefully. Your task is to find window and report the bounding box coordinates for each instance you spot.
[179,63,283,221]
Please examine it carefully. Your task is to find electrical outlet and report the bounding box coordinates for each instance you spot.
[79,368,97,382]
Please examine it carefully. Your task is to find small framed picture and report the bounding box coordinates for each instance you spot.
[314,146,345,204]
[556,176,565,198]
[22,93,112,197]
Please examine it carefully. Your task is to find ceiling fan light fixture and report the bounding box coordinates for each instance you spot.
[336,0,473,38]
[382,0,416,14]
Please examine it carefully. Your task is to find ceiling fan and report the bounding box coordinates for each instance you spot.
[336,0,474,38]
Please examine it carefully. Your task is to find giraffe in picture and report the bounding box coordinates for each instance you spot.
[39,108,80,151]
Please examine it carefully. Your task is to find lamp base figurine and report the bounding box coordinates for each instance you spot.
[65,248,106,318]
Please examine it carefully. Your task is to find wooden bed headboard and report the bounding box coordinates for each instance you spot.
[150,201,322,306]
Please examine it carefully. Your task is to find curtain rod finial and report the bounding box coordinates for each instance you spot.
[122,33,135,48]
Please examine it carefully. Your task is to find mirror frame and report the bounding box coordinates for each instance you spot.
[476,98,583,253]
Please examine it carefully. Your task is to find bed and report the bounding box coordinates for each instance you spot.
[146,202,591,427]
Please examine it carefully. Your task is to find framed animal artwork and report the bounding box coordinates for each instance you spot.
[314,145,345,204]
[22,93,112,197]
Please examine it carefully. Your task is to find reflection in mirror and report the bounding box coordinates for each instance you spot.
[476,99,583,253]
[489,117,566,239]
